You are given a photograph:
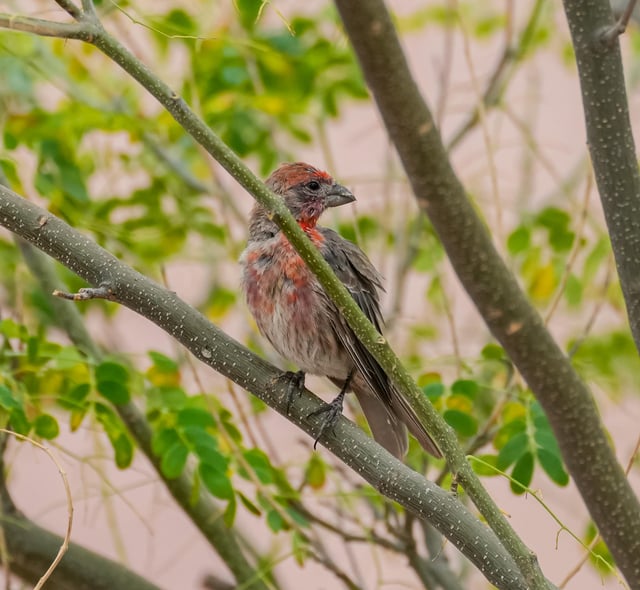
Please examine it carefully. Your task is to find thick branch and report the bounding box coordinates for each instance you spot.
[0,184,535,590]
[563,6,640,350]
[333,0,640,587]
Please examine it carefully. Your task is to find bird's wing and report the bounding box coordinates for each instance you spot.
[319,229,441,458]
[318,229,390,400]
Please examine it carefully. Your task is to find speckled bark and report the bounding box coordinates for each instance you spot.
[333,0,640,586]
[561,1,640,354]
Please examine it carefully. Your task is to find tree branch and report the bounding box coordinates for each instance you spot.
[0,183,539,590]
[0,440,161,590]
[0,13,88,39]
[333,0,640,587]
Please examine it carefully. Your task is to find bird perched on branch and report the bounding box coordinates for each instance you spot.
[240,162,441,459]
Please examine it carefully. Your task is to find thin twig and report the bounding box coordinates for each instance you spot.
[568,257,614,358]
[1,429,73,590]
[455,0,504,245]
[81,0,97,18]
[0,14,87,39]
[53,286,115,301]
[447,0,545,151]
[434,0,455,128]
[55,0,83,19]
[601,0,639,44]
[544,172,593,326]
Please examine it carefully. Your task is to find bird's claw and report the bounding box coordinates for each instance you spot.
[308,390,346,450]
[271,370,306,414]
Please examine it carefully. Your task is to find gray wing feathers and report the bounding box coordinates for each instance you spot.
[354,384,409,459]
[320,229,441,458]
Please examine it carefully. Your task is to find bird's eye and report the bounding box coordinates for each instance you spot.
[307,180,321,191]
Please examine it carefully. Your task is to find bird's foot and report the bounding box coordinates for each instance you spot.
[307,390,346,450]
[271,370,305,414]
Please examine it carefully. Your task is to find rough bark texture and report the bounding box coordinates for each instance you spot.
[562,3,640,359]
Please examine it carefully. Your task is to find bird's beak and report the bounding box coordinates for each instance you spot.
[326,184,356,208]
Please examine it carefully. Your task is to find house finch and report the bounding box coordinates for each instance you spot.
[240,162,441,459]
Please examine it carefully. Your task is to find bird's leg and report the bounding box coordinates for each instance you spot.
[308,368,356,450]
[270,370,306,414]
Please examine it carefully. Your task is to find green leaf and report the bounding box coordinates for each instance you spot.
[96,362,130,403]
[59,383,90,411]
[161,442,189,479]
[481,343,505,360]
[443,409,478,437]
[113,433,134,469]
[304,454,326,489]
[510,452,534,494]
[238,491,262,516]
[495,417,526,448]
[451,379,478,399]
[223,494,237,527]
[537,448,569,486]
[95,361,129,383]
[69,409,88,432]
[0,385,20,410]
[536,207,570,231]
[507,226,531,255]
[27,337,39,363]
[549,228,575,252]
[181,424,218,448]
[163,8,196,35]
[470,454,501,477]
[423,382,445,400]
[152,428,181,456]
[34,414,59,439]
[497,431,529,470]
[154,387,187,410]
[564,273,583,306]
[177,407,216,429]
[9,408,31,435]
[583,238,610,284]
[148,351,179,372]
[96,380,130,405]
[243,448,273,484]
[285,505,309,528]
[292,531,309,566]
[534,429,561,455]
[266,509,286,532]
[584,522,615,574]
[193,443,228,472]
[236,0,264,30]
[199,462,233,499]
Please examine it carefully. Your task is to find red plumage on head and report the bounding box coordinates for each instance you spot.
[267,162,332,192]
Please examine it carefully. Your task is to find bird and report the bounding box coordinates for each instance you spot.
[240,162,441,459]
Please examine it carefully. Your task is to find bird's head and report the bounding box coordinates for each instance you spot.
[266,162,355,228]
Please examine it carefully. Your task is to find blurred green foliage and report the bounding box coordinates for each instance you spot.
[0,1,633,583]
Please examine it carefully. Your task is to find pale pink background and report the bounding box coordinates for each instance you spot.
[2,1,640,589]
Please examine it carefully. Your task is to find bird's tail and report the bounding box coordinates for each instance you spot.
[355,388,409,459]
[388,387,442,458]
[350,375,442,459]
